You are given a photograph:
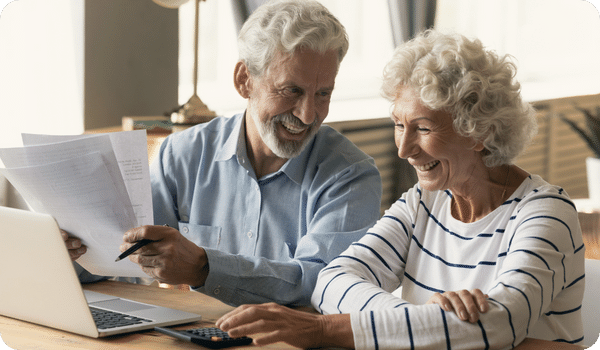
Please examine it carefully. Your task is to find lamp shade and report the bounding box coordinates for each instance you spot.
[152,0,190,9]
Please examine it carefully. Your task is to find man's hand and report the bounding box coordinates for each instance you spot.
[61,230,86,261]
[426,289,489,323]
[120,225,209,286]
[216,303,353,349]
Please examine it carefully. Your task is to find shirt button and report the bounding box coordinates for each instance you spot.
[214,287,221,295]
[247,231,253,238]
[182,226,189,234]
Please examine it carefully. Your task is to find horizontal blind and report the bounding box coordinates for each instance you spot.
[517,94,600,199]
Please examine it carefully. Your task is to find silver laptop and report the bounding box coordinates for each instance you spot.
[0,206,202,337]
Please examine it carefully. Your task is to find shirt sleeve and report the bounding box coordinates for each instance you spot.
[197,157,382,306]
[312,187,585,349]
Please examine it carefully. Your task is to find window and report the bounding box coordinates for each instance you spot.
[178,0,395,122]
[180,0,600,123]
[436,0,600,102]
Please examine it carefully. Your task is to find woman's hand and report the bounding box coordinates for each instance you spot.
[426,289,489,323]
[60,230,86,261]
[216,303,353,349]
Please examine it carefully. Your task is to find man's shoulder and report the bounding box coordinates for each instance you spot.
[165,114,240,149]
[312,125,373,164]
[293,125,379,184]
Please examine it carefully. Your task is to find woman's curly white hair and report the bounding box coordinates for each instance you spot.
[382,29,537,167]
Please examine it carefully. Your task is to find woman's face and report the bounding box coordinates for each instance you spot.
[391,86,484,192]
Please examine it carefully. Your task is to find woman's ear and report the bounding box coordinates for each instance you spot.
[233,61,251,99]
[474,140,485,152]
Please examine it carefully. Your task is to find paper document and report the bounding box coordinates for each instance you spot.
[21,131,153,225]
[0,130,153,277]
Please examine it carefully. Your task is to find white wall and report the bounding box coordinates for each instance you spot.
[0,0,179,148]
[0,0,84,148]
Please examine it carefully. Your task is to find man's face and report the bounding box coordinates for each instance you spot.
[245,48,339,159]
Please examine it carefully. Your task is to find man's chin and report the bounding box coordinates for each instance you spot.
[267,135,312,159]
[261,122,318,159]
[270,142,304,159]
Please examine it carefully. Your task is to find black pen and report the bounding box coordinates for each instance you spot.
[115,239,153,262]
[115,224,168,262]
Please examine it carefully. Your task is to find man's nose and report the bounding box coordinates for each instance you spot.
[294,96,317,126]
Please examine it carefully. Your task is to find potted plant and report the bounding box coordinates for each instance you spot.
[559,105,600,202]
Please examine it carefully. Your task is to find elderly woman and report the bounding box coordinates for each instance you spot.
[216,30,585,349]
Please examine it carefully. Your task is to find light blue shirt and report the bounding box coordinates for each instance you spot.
[151,113,382,306]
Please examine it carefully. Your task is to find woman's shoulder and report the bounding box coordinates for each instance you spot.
[512,174,577,212]
[516,174,571,197]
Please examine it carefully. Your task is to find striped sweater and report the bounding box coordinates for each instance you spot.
[312,175,585,349]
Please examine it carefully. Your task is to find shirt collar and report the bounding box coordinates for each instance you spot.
[278,138,314,185]
[215,113,245,163]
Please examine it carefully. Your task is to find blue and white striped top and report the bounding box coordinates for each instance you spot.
[312,175,585,349]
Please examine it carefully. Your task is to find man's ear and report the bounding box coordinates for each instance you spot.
[234,61,252,99]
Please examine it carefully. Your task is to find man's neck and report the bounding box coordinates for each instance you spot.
[243,116,288,179]
[248,150,288,179]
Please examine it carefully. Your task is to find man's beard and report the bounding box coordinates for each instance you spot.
[254,112,318,159]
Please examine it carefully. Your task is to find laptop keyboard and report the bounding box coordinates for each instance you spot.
[90,306,153,330]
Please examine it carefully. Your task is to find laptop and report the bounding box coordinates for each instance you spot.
[0,206,202,337]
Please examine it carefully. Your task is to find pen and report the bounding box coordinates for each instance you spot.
[115,239,153,262]
[115,224,169,262]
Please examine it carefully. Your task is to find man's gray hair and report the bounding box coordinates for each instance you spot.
[237,0,349,77]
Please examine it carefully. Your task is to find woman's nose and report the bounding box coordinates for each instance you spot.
[396,130,418,159]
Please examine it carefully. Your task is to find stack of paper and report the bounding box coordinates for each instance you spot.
[0,130,152,277]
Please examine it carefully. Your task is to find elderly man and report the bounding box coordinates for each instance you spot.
[68,0,381,307]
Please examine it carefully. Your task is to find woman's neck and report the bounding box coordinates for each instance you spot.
[450,164,525,223]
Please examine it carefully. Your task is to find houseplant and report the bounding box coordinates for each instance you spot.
[559,105,600,202]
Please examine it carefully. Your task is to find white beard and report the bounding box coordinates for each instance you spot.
[252,112,318,159]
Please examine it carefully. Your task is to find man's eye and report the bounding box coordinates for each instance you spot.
[418,127,430,132]
[285,87,302,95]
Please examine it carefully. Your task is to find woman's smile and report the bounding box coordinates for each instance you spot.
[414,160,440,172]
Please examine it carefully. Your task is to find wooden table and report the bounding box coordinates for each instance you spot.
[0,281,586,350]
[577,203,600,260]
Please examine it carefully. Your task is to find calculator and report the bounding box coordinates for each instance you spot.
[155,326,253,349]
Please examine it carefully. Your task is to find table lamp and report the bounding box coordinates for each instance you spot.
[153,0,217,127]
